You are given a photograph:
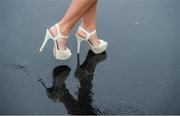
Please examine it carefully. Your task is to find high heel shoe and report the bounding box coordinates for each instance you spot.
[39,23,72,60]
[75,26,108,54]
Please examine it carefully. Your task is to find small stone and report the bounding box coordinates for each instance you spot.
[138,81,142,84]
[135,22,140,25]
[170,9,175,13]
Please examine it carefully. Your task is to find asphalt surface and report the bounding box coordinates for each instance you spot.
[0,0,180,115]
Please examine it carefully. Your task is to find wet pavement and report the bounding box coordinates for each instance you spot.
[0,0,180,115]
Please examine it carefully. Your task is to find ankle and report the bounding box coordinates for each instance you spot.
[58,21,71,36]
[80,24,96,32]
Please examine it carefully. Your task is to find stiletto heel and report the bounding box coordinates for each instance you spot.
[76,35,83,54]
[75,27,108,54]
[39,29,53,52]
[39,23,72,60]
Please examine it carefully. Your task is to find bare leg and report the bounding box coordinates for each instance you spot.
[49,0,97,50]
[77,1,100,46]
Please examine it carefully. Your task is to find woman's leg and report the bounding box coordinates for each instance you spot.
[49,0,97,50]
[77,0,100,46]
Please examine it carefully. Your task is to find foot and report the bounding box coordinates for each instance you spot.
[76,27,100,47]
[49,23,69,51]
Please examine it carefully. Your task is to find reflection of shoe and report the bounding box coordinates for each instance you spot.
[46,65,71,102]
[75,50,107,80]
[39,23,72,60]
[53,65,71,85]
[75,26,108,54]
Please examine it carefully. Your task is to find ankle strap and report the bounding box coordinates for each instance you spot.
[78,26,96,40]
[55,23,69,40]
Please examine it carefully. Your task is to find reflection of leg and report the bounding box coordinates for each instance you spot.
[53,65,79,114]
[55,84,78,115]
[77,77,96,115]
[74,51,107,115]
[46,83,78,114]
[40,65,78,114]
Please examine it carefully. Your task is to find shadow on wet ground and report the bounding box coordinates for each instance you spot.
[0,0,180,115]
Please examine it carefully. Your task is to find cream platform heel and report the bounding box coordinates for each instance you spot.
[75,26,108,54]
[39,23,72,60]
